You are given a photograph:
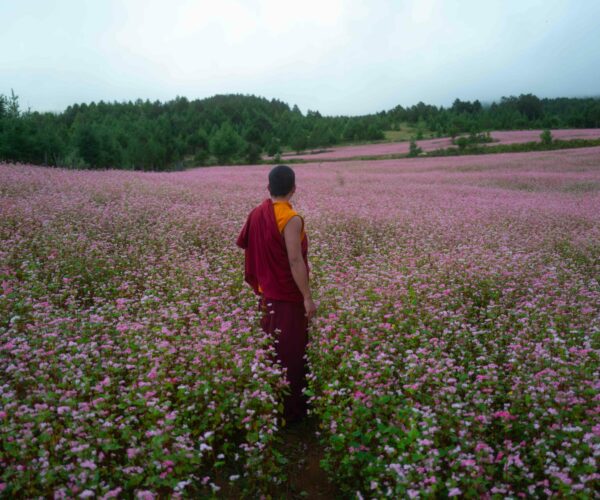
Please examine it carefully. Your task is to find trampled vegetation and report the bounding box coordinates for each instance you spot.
[1,147,599,497]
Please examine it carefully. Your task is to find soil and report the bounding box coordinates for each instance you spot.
[275,415,340,499]
[213,415,340,499]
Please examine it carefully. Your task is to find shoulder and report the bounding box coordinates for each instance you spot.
[284,215,303,234]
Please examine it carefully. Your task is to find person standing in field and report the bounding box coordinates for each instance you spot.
[236,165,317,424]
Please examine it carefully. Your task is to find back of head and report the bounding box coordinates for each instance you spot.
[268,165,295,197]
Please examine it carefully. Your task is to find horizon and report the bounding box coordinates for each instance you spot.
[2,0,600,116]
[6,89,600,118]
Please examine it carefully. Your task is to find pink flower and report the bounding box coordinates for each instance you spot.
[475,442,491,452]
[102,487,122,499]
[136,491,155,500]
[493,410,515,421]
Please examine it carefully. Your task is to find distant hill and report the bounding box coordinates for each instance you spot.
[1,91,599,170]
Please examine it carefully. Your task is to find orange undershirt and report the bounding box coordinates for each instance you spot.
[257,200,305,294]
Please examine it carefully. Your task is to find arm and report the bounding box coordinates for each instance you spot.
[283,216,316,321]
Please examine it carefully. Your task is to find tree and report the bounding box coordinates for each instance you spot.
[189,128,210,164]
[540,129,553,146]
[516,93,543,121]
[455,136,469,151]
[245,142,262,164]
[209,122,245,164]
[408,139,422,157]
[7,89,20,118]
[266,137,281,157]
[367,124,385,140]
[1,90,599,171]
[74,124,101,167]
[0,94,6,119]
[289,121,308,153]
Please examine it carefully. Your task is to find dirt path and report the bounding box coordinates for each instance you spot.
[214,415,339,498]
[276,415,340,499]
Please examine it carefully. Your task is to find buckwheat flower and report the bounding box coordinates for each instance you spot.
[136,491,155,500]
[103,487,122,499]
[80,460,96,470]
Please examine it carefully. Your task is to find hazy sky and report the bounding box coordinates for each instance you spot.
[2,0,599,116]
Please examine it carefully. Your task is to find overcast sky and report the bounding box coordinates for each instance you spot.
[1,0,599,116]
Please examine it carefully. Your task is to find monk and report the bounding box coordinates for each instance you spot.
[236,165,317,424]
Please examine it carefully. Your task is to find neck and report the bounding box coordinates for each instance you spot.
[271,195,292,203]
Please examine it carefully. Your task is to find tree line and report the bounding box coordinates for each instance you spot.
[0,91,598,170]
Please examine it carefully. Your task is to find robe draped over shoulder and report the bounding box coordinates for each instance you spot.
[236,198,309,302]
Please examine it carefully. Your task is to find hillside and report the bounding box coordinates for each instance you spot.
[1,91,599,170]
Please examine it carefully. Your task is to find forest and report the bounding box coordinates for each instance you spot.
[0,91,599,170]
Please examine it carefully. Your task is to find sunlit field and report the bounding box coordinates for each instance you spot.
[1,147,599,498]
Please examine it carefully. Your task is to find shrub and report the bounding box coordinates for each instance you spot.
[540,129,553,146]
[408,139,422,157]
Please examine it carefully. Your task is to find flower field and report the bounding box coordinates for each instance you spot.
[280,128,600,160]
[1,146,600,498]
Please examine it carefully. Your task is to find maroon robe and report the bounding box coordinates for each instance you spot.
[236,198,309,302]
[236,198,310,422]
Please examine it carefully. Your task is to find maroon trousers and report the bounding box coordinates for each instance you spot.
[258,295,309,423]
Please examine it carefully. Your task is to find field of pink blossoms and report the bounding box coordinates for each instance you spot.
[281,128,600,160]
[1,146,600,498]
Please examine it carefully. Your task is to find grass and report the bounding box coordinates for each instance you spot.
[384,122,437,142]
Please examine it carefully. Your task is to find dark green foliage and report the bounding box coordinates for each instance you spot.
[426,138,600,158]
[290,128,308,154]
[455,136,469,151]
[452,131,493,151]
[540,129,553,146]
[75,124,101,167]
[0,92,389,169]
[209,122,246,164]
[393,94,600,138]
[408,139,422,157]
[451,98,482,114]
[244,142,262,164]
[0,90,599,170]
[266,137,281,157]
